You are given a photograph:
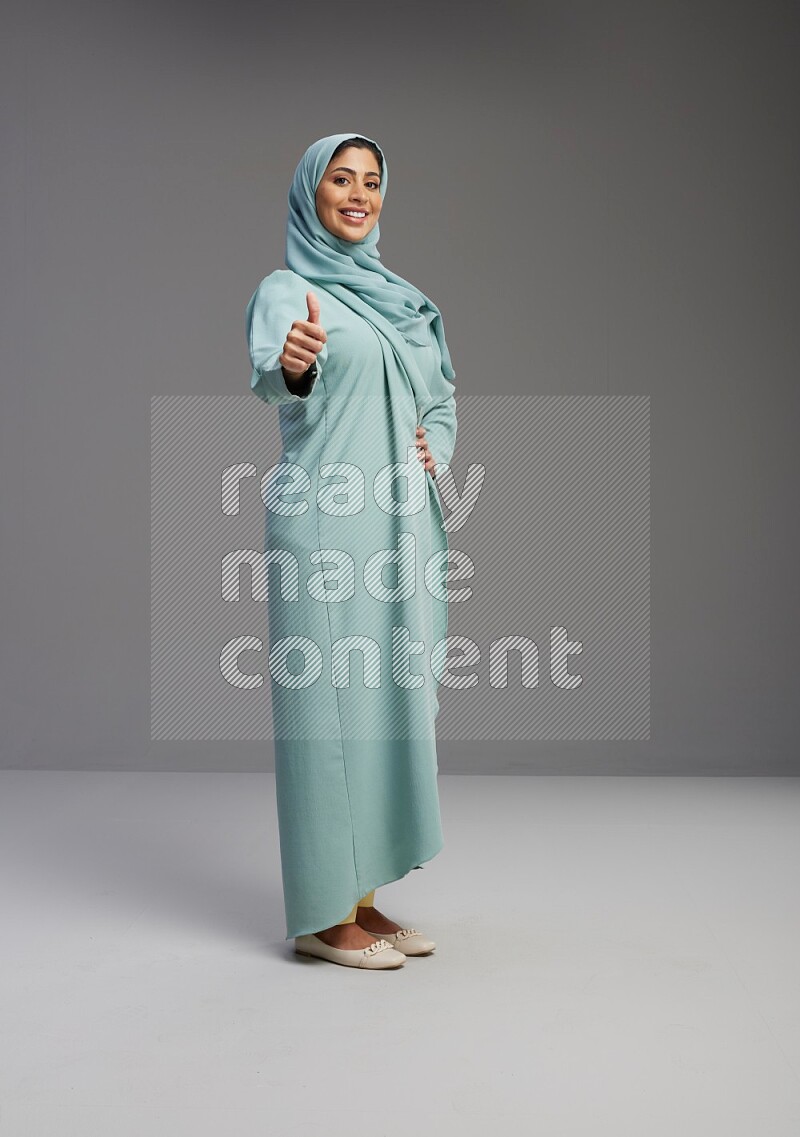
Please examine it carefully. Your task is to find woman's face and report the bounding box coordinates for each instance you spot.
[315,146,383,242]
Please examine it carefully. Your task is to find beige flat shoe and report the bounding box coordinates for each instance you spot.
[363,927,436,956]
[295,933,406,969]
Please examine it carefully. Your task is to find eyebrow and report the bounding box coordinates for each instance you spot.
[331,166,381,178]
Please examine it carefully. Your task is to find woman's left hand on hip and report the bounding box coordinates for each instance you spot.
[415,425,437,479]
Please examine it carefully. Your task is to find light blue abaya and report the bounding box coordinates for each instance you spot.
[245,133,457,940]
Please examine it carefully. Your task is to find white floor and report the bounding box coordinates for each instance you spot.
[1,771,798,1136]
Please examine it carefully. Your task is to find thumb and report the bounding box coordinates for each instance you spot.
[306,291,320,325]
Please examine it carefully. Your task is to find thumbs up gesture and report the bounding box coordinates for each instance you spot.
[280,291,327,380]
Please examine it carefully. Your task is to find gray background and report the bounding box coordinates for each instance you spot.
[2,0,797,773]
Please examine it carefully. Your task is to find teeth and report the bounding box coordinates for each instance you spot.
[341,210,366,218]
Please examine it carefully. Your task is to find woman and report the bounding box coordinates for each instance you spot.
[245,133,457,971]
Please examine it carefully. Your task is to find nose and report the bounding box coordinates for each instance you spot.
[349,183,368,202]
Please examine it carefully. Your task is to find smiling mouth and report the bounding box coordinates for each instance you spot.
[339,210,368,222]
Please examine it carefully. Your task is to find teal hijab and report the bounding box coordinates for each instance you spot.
[284,133,456,396]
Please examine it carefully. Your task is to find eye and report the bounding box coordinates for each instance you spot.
[333,176,380,191]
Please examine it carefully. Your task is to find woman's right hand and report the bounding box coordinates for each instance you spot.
[280,291,327,378]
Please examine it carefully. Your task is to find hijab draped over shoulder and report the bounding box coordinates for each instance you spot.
[283,133,456,403]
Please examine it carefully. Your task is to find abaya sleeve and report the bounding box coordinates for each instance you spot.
[418,327,457,474]
[246,269,329,405]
